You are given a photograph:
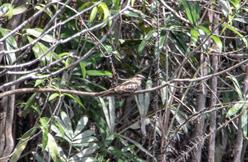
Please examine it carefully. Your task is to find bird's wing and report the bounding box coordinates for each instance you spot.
[114,81,139,93]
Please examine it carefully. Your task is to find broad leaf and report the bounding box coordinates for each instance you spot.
[226,102,244,117]
[26,28,56,43]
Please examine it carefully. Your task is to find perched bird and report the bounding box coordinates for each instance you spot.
[100,74,145,96]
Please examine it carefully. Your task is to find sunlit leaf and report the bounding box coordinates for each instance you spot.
[35,4,53,17]
[40,117,49,150]
[210,35,223,50]
[0,4,9,17]
[89,6,98,23]
[73,130,95,142]
[0,3,13,19]
[60,111,73,137]
[0,27,17,63]
[197,26,223,50]
[230,0,240,9]
[27,37,55,64]
[51,120,66,139]
[86,70,112,77]
[123,10,139,18]
[198,25,211,35]
[46,133,62,162]
[74,116,88,135]
[35,79,45,87]
[49,93,60,101]
[190,28,200,43]
[13,6,27,15]
[226,102,244,117]
[26,28,57,43]
[69,143,98,161]
[10,128,37,162]
[98,2,111,25]
[99,97,111,131]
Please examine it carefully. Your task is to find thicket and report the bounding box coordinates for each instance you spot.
[0,0,247,162]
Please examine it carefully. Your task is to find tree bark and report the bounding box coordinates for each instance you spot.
[208,5,219,161]
[0,1,25,161]
[192,54,208,162]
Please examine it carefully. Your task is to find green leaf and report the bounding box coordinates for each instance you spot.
[135,79,152,118]
[89,6,98,23]
[34,4,53,17]
[72,130,95,144]
[197,25,211,35]
[46,133,62,162]
[112,0,120,9]
[230,0,240,9]
[78,2,93,11]
[69,144,98,161]
[99,97,111,131]
[49,93,60,101]
[103,45,113,53]
[80,61,87,79]
[12,6,27,15]
[171,32,187,53]
[123,10,139,18]
[35,78,46,87]
[51,118,66,138]
[26,28,56,43]
[64,94,85,108]
[27,37,56,64]
[138,30,156,53]
[210,35,223,50]
[197,26,223,50]
[223,23,248,47]
[40,117,49,129]
[190,28,200,43]
[0,27,17,64]
[74,116,88,135]
[180,0,200,25]
[86,70,112,77]
[10,128,37,162]
[98,2,111,24]
[0,4,9,17]
[0,3,13,19]
[226,102,244,117]
[40,117,49,150]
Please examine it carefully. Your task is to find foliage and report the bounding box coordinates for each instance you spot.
[0,0,248,161]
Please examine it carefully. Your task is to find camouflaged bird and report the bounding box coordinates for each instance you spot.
[100,74,145,96]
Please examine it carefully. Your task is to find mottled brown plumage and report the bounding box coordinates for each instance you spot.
[100,74,145,96]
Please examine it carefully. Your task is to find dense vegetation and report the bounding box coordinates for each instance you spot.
[0,0,247,161]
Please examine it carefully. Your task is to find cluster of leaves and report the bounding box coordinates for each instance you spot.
[0,0,248,161]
